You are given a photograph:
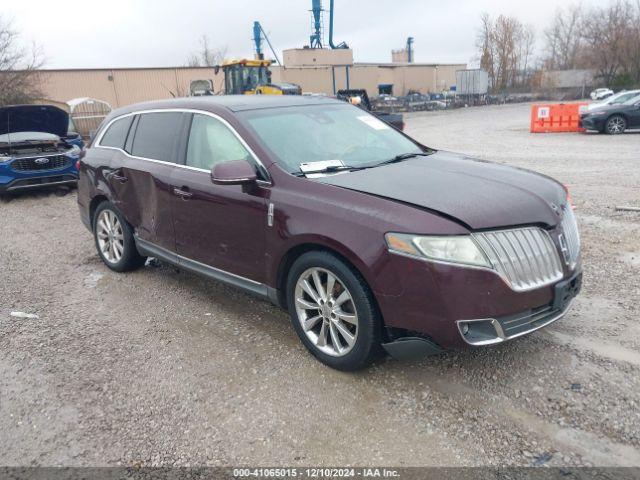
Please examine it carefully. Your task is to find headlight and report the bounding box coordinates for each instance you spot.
[385,233,491,268]
[590,110,608,116]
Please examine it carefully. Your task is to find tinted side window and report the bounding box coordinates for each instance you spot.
[186,114,252,170]
[100,116,133,149]
[131,112,182,162]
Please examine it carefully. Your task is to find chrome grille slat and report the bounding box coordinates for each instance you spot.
[521,229,543,283]
[513,230,536,282]
[529,231,549,280]
[501,306,554,327]
[473,227,564,292]
[491,234,520,283]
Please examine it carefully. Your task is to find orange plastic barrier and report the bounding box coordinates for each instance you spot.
[530,103,588,133]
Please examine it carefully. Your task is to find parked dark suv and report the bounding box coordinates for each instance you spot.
[78,96,582,371]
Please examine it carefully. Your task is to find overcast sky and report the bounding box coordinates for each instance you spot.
[4,0,602,69]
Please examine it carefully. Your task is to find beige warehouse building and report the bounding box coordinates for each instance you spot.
[36,49,465,109]
[273,48,464,97]
[38,66,221,109]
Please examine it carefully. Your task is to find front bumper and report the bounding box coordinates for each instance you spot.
[0,156,79,194]
[0,173,78,194]
[373,252,582,351]
[580,115,606,131]
[457,271,582,346]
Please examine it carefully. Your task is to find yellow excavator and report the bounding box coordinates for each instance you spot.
[219,58,302,95]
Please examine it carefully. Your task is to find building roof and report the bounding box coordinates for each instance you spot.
[354,62,467,68]
[37,66,215,73]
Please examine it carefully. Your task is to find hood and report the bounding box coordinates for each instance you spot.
[0,132,60,144]
[0,105,69,138]
[315,151,567,230]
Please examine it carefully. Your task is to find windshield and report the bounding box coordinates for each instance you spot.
[226,65,269,93]
[239,104,424,173]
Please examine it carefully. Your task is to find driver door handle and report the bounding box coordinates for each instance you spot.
[173,187,193,199]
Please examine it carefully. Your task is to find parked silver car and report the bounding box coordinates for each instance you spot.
[587,90,640,111]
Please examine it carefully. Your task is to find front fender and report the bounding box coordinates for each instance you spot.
[266,232,389,296]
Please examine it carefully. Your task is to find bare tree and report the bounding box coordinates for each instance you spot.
[0,17,44,106]
[517,25,536,87]
[186,36,228,67]
[581,0,635,85]
[621,0,640,84]
[477,14,536,91]
[543,5,584,70]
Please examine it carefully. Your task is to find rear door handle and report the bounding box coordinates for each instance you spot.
[173,187,193,199]
[108,169,128,183]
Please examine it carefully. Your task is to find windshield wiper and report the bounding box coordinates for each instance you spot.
[293,151,432,176]
[373,152,432,168]
[293,165,355,176]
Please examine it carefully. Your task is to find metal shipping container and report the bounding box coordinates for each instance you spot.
[455,69,489,95]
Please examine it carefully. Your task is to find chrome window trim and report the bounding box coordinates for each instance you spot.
[94,108,272,185]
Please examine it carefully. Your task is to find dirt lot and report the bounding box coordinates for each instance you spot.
[1,102,639,467]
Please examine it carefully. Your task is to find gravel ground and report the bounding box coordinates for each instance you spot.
[1,102,639,467]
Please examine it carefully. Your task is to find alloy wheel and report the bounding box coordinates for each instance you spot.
[294,267,359,357]
[607,116,626,134]
[96,209,124,264]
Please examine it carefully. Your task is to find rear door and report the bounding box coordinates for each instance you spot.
[109,111,188,252]
[170,112,270,283]
[99,114,136,214]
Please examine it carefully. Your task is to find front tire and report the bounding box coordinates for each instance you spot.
[286,251,384,371]
[605,115,627,135]
[93,202,146,272]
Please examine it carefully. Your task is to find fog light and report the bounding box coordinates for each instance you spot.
[461,323,469,335]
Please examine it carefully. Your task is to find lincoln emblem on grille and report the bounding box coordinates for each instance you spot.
[34,157,50,165]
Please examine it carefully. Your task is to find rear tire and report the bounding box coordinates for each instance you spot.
[605,115,627,135]
[286,251,384,371]
[93,201,146,272]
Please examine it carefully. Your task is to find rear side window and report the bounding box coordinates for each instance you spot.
[131,112,183,162]
[99,116,133,149]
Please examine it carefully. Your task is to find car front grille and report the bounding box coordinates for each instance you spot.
[473,227,564,292]
[10,155,70,172]
[559,207,580,269]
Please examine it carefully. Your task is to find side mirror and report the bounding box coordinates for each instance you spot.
[211,159,257,186]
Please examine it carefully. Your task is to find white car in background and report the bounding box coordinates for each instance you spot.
[587,89,640,111]
[590,88,614,100]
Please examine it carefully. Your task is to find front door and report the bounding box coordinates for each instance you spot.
[628,103,640,128]
[171,113,269,283]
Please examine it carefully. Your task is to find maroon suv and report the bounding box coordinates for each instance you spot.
[78,96,582,371]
